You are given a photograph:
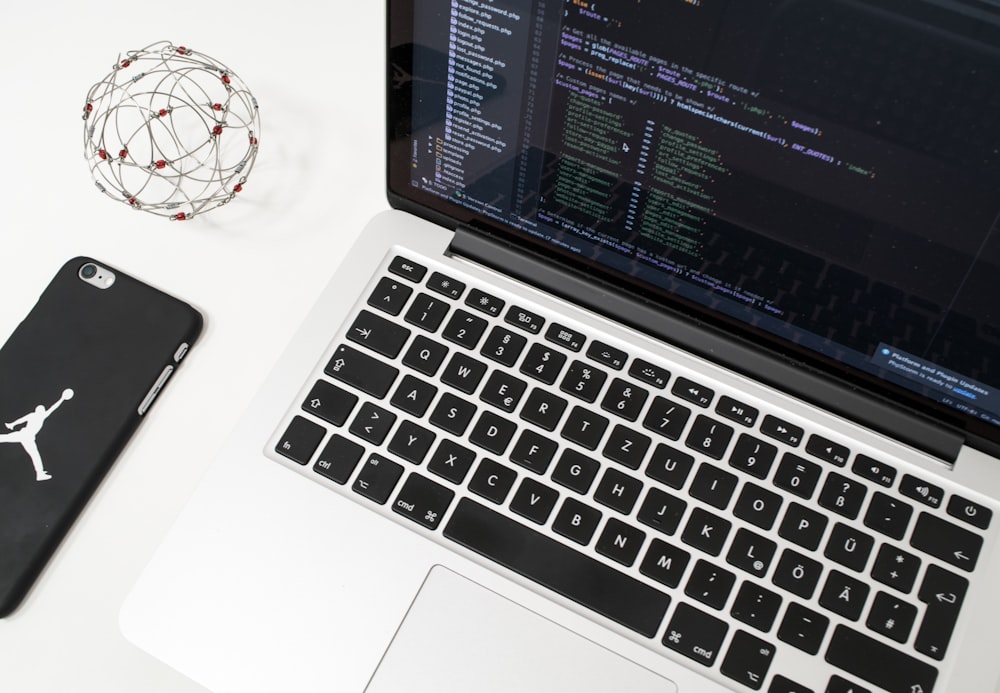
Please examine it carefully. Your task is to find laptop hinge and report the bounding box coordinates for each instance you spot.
[449,226,966,464]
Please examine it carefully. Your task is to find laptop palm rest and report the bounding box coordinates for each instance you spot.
[366,565,677,693]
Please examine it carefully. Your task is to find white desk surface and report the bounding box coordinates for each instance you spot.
[0,2,387,690]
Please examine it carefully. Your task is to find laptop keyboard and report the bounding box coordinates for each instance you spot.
[272,251,994,693]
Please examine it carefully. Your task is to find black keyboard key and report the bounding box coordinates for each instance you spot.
[367,276,412,316]
[672,376,714,407]
[445,498,670,637]
[302,380,358,426]
[818,569,869,621]
[402,335,449,376]
[387,420,437,465]
[593,468,643,514]
[729,434,777,479]
[479,371,527,413]
[646,444,695,489]
[391,374,438,417]
[509,429,558,474]
[392,473,454,530]
[440,352,487,393]
[426,440,475,485]
[349,402,396,444]
[465,287,504,317]
[721,630,775,691]
[586,340,627,370]
[639,538,690,588]
[509,478,559,524]
[760,415,803,446]
[504,305,544,334]
[275,415,326,465]
[805,434,849,467]
[629,358,669,389]
[733,483,783,531]
[427,271,465,299]
[519,388,568,431]
[637,487,687,535]
[916,564,969,660]
[685,415,734,460]
[773,453,821,499]
[911,511,983,571]
[663,602,728,666]
[689,463,738,510]
[681,507,732,556]
[825,522,875,572]
[429,392,477,435]
[899,473,944,509]
[404,292,450,332]
[716,395,758,427]
[479,326,526,367]
[561,406,609,450]
[468,458,517,504]
[825,625,938,693]
[731,582,782,632]
[387,255,426,282]
[778,502,828,550]
[852,453,896,487]
[545,322,585,351]
[685,559,736,610]
[863,492,913,540]
[826,676,869,693]
[601,378,648,421]
[642,396,691,440]
[871,544,921,593]
[768,675,814,693]
[595,518,646,566]
[778,602,828,655]
[866,591,917,643]
[469,411,517,455]
[602,425,651,470]
[947,494,992,530]
[552,497,602,545]
[325,344,399,399]
[442,309,488,349]
[551,448,600,495]
[726,528,777,578]
[313,434,364,484]
[352,454,404,504]
[818,472,867,519]
[560,360,608,403]
[519,343,567,385]
[772,549,823,599]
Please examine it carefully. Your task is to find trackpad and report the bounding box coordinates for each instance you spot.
[365,565,677,693]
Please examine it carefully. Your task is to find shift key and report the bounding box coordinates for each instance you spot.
[826,625,937,693]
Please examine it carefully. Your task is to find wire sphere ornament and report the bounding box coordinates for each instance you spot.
[83,41,260,221]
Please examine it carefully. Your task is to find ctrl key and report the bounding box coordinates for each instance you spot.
[663,602,728,666]
[352,454,404,504]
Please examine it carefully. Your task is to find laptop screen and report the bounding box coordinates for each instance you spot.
[387,0,1000,448]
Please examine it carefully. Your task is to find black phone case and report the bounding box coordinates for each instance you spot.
[0,257,202,616]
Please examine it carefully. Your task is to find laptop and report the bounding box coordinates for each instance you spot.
[121,1,1000,692]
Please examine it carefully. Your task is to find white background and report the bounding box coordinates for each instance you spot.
[0,2,386,689]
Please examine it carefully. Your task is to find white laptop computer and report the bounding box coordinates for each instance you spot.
[121,1,1000,692]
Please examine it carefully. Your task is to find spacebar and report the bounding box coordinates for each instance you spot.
[443,498,670,638]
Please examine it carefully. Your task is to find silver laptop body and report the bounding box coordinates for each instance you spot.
[122,2,1000,692]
